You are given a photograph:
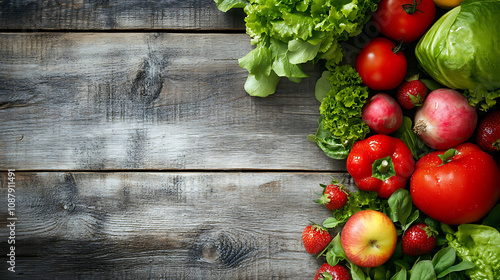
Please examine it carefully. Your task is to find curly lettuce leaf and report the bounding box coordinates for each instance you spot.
[463,88,500,112]
[318,64,370,148]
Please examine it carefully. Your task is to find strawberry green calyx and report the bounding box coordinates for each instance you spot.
[493,138,500,151]
[422,224,438,238]
[409,93,424,106]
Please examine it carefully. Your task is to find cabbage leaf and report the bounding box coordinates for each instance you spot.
[415,0,500,111]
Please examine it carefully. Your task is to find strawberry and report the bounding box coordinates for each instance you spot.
[316,180,349,210]
[396,79,428,110]
[475,110,500,153]
[302,224,332,254]
[401,222,437,256]
[314,263,352,280]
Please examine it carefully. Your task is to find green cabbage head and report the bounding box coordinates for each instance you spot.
[415,0,500,110]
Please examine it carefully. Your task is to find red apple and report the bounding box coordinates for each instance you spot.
[340,210,397,267]
[362,93,403,134]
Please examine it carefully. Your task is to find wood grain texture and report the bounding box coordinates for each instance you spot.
[0,172,357,279]
[0,0,246,30]
[0,32,342,171]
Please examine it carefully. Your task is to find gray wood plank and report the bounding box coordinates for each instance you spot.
[0,0,246,30]
[0,171,356,279]
[0,32,341,171]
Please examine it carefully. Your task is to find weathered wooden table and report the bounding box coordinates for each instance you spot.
[0,1,357,279]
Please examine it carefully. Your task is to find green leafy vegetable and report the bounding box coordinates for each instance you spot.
[446,224,500,280]
[388,189,416,231]
[214,0,248,12]
[322,190,387,229]
[309,65,370,159]
[410,260,436,280]
[415,0,500,111]
[307,117,351,160]
[213,0,379,97]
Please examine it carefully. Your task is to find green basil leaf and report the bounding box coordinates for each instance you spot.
[348,262,368,280]
[410,260,436,280]
[325,233,347,266]
[436,261,476,278]
[323,217,343,228]
[404,210,420,231]
[432,247,456,275]
[390,269,408,280]
[388,189,413,228]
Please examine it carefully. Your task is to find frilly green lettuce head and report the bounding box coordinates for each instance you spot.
[415,0,500,109]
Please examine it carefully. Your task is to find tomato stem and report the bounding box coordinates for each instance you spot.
[392,38,405,54]
[402,0,424,15]
[438,149,458,165]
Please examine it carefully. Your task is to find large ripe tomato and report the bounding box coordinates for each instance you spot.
[410,143,500,225]
[372,0,436,43]
[355,37,407,91]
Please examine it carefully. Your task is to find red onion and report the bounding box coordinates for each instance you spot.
[413,89,477,150]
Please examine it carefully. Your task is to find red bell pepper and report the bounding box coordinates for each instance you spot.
[347,134,415,198]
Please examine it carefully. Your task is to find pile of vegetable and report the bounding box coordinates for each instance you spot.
[214,0,500,278]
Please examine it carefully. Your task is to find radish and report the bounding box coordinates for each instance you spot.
[413,88,477,150]
[362,93,403,134]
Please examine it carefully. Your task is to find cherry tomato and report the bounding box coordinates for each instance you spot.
[355,37,407,91]
[372,0,436,43]
[410,143,500,225]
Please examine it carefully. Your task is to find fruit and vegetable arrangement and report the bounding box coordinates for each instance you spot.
[214,0,500,278]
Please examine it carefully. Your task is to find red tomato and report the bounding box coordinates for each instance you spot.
[372,0,436,43]
[355,37,407,91]
[410,143,500,225]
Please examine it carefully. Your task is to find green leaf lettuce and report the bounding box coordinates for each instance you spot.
[214,0,379,97]
[447,224,500,280]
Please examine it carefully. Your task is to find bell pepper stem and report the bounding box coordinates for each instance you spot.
[378,159,390,174]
